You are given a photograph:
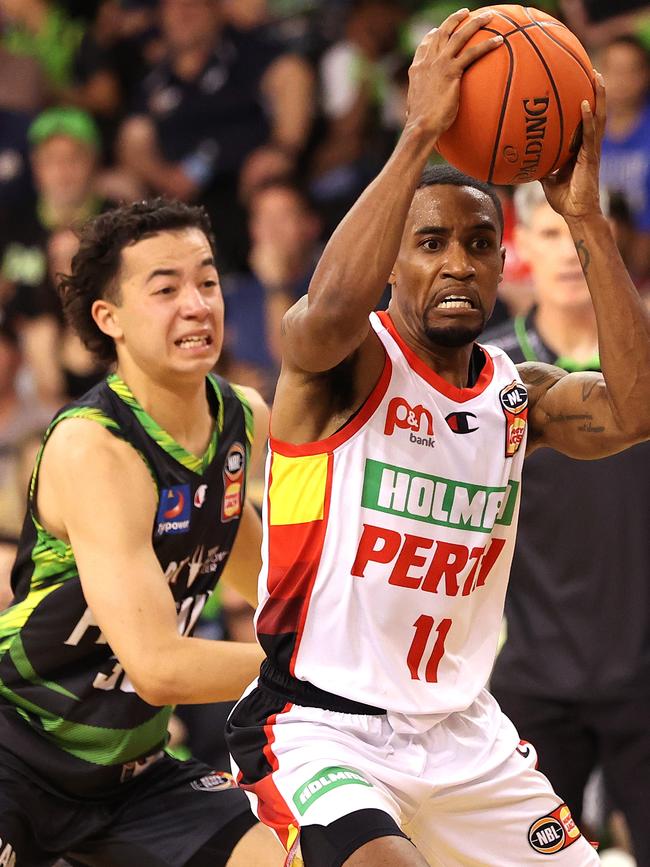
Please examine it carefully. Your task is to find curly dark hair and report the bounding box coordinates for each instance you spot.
[58,198,217,365]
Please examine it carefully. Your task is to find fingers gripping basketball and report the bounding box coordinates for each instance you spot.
[435,5,597,185]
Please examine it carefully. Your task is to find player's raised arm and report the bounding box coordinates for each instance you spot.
[38,420,264,706]
[524,74,650,458]
[280,8,503,374]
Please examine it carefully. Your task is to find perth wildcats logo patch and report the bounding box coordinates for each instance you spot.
[528,804,581,854]
[499,381,528,457]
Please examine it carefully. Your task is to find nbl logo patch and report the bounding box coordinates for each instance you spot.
[222,442,245,522]
[528,804,581,855]
[156,485,191,535]
[499,381,528,457]
[190,770,237,792]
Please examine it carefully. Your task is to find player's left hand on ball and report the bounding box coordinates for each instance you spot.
[541,71,606,220]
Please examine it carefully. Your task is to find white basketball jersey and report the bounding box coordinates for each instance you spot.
[256,310,528,720]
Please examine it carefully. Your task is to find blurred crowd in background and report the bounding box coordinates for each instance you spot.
[0,0,649,860]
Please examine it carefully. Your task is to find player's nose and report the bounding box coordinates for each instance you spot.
[441,241,476,279]
[180,284,211,318]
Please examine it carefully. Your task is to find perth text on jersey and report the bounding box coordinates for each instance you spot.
[361,459,518,533]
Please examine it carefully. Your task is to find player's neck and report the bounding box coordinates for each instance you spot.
[116,363,214,457]
[534,303,598,363]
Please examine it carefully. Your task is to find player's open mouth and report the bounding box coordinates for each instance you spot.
[175,335,213,348]
[435,295,474,309]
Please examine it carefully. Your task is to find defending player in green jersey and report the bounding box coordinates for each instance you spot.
[0,199,283,867]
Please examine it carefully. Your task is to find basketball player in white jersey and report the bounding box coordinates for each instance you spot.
[226,9,650,866]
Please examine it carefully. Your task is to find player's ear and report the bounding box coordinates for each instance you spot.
[92,298,123,341]
[498,245,506,282]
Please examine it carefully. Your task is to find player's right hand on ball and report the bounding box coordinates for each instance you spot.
[405,8,503,142]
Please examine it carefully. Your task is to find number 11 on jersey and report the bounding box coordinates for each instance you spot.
[407,614,452,682]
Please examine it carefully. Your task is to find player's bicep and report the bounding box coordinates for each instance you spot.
[280,293,371,373]
[523,364,637,458]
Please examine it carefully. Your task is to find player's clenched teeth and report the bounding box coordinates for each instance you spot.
[436,296,474,309]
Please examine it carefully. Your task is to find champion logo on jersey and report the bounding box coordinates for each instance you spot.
[445,411,478,434]
[156,484,191,535]
[384,396,435,448]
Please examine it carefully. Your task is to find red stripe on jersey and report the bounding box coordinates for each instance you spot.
[270,352,392,457]
[377,310,495,402]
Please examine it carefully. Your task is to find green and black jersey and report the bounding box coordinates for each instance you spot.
[0,372,253,797]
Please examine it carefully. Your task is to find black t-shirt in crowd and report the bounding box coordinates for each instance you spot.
[484,311,650,701]
[133,25,282,179]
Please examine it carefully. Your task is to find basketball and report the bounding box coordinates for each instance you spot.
[435,5,596,185]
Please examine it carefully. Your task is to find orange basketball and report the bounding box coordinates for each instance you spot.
[436,5,596,184]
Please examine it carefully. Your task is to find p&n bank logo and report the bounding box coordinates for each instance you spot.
[384,396,435,448]
[157,484,191,535]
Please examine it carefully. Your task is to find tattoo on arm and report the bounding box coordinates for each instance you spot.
[547,413,605,434]
[575,239,590,274]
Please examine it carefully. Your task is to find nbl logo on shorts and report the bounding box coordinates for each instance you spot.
[156,485,191,535]
[528,804,581,855]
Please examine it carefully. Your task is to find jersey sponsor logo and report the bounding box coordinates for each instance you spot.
[194,483,208,508]
[156,484,191,534]
[352,523,506,597]
[0,839,16,867]
[293,766,372,816]
[384,397,435,447]
[499,381,528,457]
[190,770,237,792]
[445,411,478,434]
[528,804,581,855]
[362,459,519,533]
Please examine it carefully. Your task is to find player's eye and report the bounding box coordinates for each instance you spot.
[473,238,492,250]
[422,238,442,251]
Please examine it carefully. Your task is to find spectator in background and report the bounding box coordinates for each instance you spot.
[118,0,314,270]
[0,322,51,538]
[310,0,408,234]
[223,179,321,403]
[485,180,650,866]
[560,0,650,49]
[0,107,111,404]
[599,34,650,283]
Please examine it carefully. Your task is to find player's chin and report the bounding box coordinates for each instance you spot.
[424,314,485,348]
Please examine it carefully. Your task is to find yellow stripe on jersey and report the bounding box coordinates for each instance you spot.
[269,453,328,526]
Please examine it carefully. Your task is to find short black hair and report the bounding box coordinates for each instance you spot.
[58,198,216,365]
[416,164,504,238]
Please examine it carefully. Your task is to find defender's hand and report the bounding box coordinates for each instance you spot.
[541,72,606,220]
[405,8,503,142]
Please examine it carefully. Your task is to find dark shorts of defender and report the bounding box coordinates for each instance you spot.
[0,752,256,867]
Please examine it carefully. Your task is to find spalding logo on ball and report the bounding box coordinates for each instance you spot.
[436,5,597,185]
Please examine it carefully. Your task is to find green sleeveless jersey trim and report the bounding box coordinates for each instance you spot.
[106,373,228,473]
